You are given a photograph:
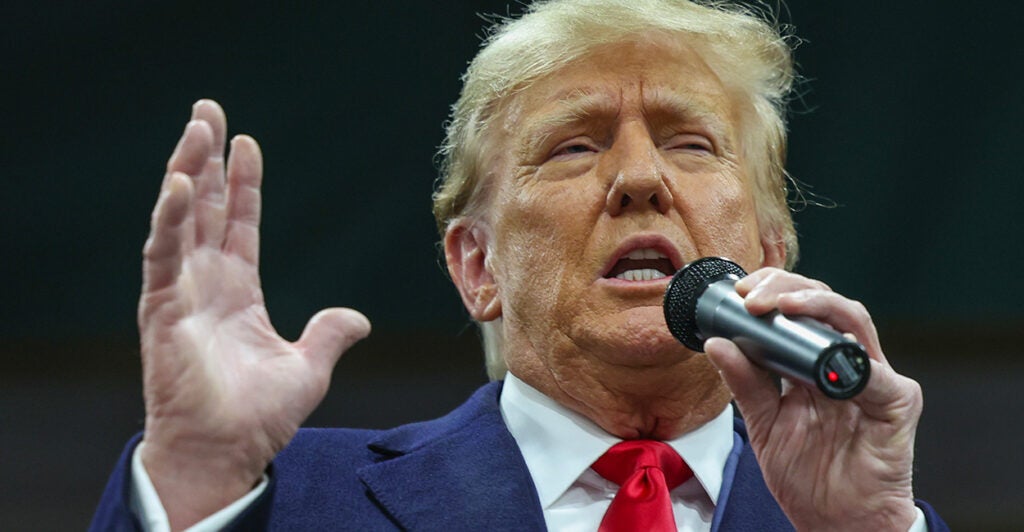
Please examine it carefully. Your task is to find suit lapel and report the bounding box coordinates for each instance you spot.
[357,382,547,531]
[713,419,794,531]
[357,386,794,531]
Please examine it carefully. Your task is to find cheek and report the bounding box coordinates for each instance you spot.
[681,175,763,265]
[491,181,601,312]
[497,178,600,255]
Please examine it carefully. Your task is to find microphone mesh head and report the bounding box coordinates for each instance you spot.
[663,257,747,351]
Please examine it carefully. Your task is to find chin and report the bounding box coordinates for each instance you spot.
[580,307,694,366]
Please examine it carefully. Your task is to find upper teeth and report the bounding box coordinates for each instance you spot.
[615,248,670,281]
[616,269,666,281]
[625,248,667,260]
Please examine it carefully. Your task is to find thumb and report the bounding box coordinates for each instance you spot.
[704,337,781,430]
[297,307,372,370]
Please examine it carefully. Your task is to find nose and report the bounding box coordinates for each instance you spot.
[604,124,673,217]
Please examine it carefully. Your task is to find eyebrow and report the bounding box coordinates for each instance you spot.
[516,88,618,158]
[641,89,732,142]
[535,87,619,128]
[517,85,733,159]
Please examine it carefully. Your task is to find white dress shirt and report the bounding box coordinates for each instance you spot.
[500,372,731,532]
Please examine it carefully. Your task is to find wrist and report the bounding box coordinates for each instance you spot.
[140,435,269,530]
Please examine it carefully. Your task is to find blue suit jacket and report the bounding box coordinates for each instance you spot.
[90,382,948,531]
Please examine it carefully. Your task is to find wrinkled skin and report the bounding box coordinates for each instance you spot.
[448,40,775,441]
[138,39,920,532]
[445,40,921,530]
[706,270,922,530]
[138,101,370,529]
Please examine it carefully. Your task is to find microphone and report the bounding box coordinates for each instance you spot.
[663,257,870,399]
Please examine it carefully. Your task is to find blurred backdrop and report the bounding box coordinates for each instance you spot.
[2,1,1022,529]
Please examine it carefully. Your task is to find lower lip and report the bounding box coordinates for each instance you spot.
[598,276,673,289]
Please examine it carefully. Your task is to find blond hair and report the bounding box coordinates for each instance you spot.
[432,0,798,380]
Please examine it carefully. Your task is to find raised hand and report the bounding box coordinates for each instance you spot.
[138,100,371,529]
[705,268,922,531]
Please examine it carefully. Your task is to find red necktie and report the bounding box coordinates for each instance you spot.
[591,440,693,532]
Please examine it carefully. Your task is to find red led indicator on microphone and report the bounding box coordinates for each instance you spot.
[827,371,839,383]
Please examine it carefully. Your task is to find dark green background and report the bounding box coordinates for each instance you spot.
[3,1,1021,528]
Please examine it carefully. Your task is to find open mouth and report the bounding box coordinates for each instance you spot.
[604,248,677,281]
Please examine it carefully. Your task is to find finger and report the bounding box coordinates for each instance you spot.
[223,135,264,266]
[853,359,923,425]
[734,267,784,294]
[189,100,229,249]
[704,337,780,429]
[142,173,194,294]
[296,308,372,372]
[774,289,886,364]
[192,99,227,154]
[166,119,214,178]
[740,269,831,316]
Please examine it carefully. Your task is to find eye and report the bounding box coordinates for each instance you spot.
[550,139,598,161]
[666,134,714,155]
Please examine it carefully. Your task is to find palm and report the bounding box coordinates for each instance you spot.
[143,250,314,450]
[137,101,369,527]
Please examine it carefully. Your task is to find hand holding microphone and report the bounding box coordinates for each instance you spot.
[663,257,870,399]
[664,259,925,530]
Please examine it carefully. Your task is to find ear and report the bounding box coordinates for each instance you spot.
[759,230,787,270]
[444,220,502,322]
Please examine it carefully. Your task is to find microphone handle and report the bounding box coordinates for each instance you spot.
[697,278,871,399]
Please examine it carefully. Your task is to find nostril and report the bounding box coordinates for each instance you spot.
[620,194,632,208]
[649,194,659,207]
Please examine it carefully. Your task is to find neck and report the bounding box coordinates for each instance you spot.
[507,345,732,441]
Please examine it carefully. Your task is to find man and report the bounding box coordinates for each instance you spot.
[92,0,948,530]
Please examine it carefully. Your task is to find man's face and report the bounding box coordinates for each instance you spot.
[477,38,779,380]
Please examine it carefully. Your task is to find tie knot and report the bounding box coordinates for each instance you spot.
[592,440,692,489]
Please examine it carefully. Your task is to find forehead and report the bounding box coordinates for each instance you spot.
[500,38,739,134]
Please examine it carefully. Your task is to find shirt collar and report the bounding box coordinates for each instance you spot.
[499,372,734,508]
